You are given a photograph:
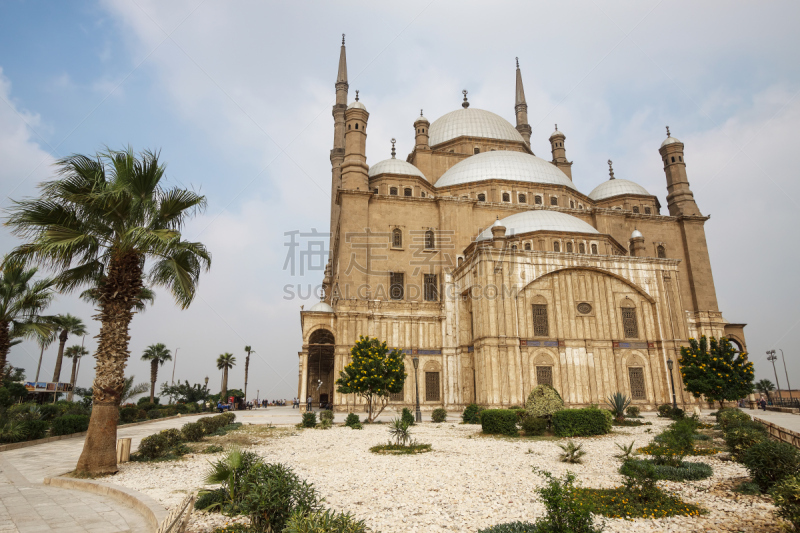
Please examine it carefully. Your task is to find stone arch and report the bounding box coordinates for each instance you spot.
[307,328,335,409]
[519,267,656,304]
[422,359,442,403]
[526,349,561,398]
[620,350,652,402]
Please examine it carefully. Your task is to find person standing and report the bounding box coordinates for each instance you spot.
[306,395,312,411]
[760,397,767,411]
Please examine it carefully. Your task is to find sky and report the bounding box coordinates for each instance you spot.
[1,0,799,401]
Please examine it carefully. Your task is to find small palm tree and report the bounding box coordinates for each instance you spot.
[5,147,211,475]
[606,392,632,422]
[558,441,586,464]
[614,440,636,460]
[141,343,172,403]
[755,379,776,402]
[217,353,236,402]
[243,345,254,401]
[51,314,88,383]
[202,446,244,510]
[120,376,150,404]
[64,344,89,389]
[33,327,57,382]
[389,417,412,447]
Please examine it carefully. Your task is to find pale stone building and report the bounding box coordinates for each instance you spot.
[298,39,746,412]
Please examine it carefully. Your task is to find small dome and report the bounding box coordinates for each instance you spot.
[436,150,577,190]
[368,159,427,180]
[631,229,643,239]
[415,114,429,123]
[477,211,598,241]
[428,108,524,146]
[492,217,503,228]
[588,179,650,201]
[347,100,366,110]
[549,128,565,139]
[309,301,334,313]
[661,136,681,147]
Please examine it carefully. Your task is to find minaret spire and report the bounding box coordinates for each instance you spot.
[337,34,348,86]
[514,57,532,147]
[329,34,350,277]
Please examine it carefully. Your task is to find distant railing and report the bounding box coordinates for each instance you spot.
[754,417,800,450]
[770,397,800,409]
[156,493,195,533]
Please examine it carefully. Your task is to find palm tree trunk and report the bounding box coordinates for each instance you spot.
[35,344,45,382]
[67,356,79,401]
[244,354,250,401]
[76,252,143,475]
[0,321,10,377]
[52,329,68,383]
[150,359,158,403]
[222,366,228,404]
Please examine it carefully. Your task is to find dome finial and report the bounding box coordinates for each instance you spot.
[555,123,558,131]
[666,125,670,137]
[355,89,359,101]
[608,159,615,180]
[462,89,469,109]
[420,109,423,117]
[390,138,396,159]
[516,57,519,68]
[342,33,345,45]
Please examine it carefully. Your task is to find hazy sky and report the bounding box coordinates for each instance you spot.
[1,1,799,400]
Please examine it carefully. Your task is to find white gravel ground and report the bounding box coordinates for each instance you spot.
[110,416,780,533]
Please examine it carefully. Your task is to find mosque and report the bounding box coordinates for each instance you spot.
[297,37,746,412]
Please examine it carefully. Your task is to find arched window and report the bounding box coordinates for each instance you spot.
[502,192,510,202]
[644,207,651,215]
[474,147,480,155]
[373,188,379,195]
[671,156,675,163]
[591,243,598,254]
[348,124,351,130]
[579,243,585,253]
[566,242,573,253]
[518,194,526,203]
[511,244,517,251]
[535,195,542,205]
[421,191,426,198]
[679,156,682,162]
[457,256,463,266]
[392,228,402,248]
[390,187,398,196]
[550,196,558,206]
[657,245,666,258]
[355,123,359,130]
[633,206,640,214]
[621,302,639,338]
[532,303,549,337]
[570,200,575,208]
[553,241,560,252]
[579,204,584,210]
[477,193,486,202]
[425,230,435,249]
[524,242,531,251]
[404,188,412,197]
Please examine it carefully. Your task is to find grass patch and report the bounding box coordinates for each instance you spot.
[572,487,705,519]
[620,459,713,481]
[613,419,652,427]
[369,443,432,455]
[734,481,762,495]
[637,443,719,457]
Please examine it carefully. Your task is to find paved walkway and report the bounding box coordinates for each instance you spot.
[745,407,800,432]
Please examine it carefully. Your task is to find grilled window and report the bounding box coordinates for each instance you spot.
[628,367,646,400]
[390,187,398,196]
[550,196,558,206]
[535,195,542,205]
[532,304,549,337]
[477,193,486,202]
[570,200,575,208]
[566,242,573,253]
[390,272,404,300]
[390,387,404,401]
[392,228,402,248]
[524,242,531,251]
[579,243,585,253]
[474,147,480,155]
[644,207,652,215]
[536,366,553,387]
[404,188,412,197]
[553,241,560,252]
[425,372,440,401]
[657,245,666,258]
[424,274,438,302]
[502,192,510,202]
[373,188,379,194]
[425,230,435,249]
[622,307,638,338]
[518,194,526,203]
[632,206,640,214]
[591,244,598,254]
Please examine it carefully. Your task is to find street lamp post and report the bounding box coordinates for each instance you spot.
[780,349,795,406]
[667,359,678,410]
[412,356,421,423]
[767,350,782,405]
[171,347,180,384]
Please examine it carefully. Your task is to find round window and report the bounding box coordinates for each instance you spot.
[577,303,592,314]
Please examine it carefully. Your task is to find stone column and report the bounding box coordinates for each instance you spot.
[299,351,309,413]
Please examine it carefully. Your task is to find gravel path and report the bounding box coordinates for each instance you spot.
[109,416,781,533]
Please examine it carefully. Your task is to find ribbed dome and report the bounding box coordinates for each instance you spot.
[428,108,524,146]
[661,136,681,147]
[309,301,334,313]
[347,101,366,110]
[368,159,427,180]
[477,210,599,241]
[435,150,577,190]
[588,179,650,201]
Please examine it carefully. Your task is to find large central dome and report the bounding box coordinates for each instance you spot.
[477,211,599,241]
[428,108,524,146]
[435,150,578,190]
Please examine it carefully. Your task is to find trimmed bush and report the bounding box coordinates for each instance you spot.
[621,458,713,481]
[181,422,205,442]
[742,439,800,491]
[161,428,183,448]
[194,489,226,511]
[551,408,611,437]
[431,408,447,423]
[220,412,236,425]
[319,410,334,423]
[626,405,640,417]
[50,415,90,436]
[481,409,519,436]
[724,424,767,459]
[521,416,548,436]
[22,419,49,440]
[119,405,140,424]
[462,403,484,424]
[657,404,672,417]
[239,462,322,533]
[174,403,189,414]
[147,409,162,420]
[772,474,800,530]
[138,397,159,406]
[524,385,564,421]
[401,407,415,426]
[284,509,369,533]
[301,412,317,428]
[718,409,751,431]
[344,413,360,427]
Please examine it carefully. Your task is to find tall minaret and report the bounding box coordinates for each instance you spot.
[514,58,532,147]
[330,34,349,236]
[659,127,701,216]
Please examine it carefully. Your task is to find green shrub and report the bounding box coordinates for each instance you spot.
[239,462,322,533]
[558,441,586,463]
[350,422,363,430]
[147,409,162,419]
[551,408,611,437]
[606,392,631,422]
[161,428,183,448]
[138,397,160,406]
[742,440,800,491]
[718,409,751,431]
[524,385,564,422]
[220,412,236,425]
[521,416,548,436]
[401,407,415,426]
[431,408,447,423]
[50,415,90,436]
[21,419,49,440]
[626,405,640,417]
[138,432,170,459]
[319,419,332,429]
[528,469,602,533]
[657,404,672,417]
[319,410,334,423]
[181,422,205,442]
[301,412,317,428]
[194,489,226,511]
[185,402,199,413]
[481,409,518,436]
[119,405,140,424]
[771,474,800,530]
[669,407,685,420]
[174,403,189,414]
[462,403,484,424]
[0,419,28,442]
[723,424,767,459]
[478,522,539,533]
[344,412,359,427]
[284,509,369,533]
[621,458,713,481]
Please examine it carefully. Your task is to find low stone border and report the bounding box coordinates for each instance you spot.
[766,406,800,414]
[44,475,168,530]
[0,412,211,453]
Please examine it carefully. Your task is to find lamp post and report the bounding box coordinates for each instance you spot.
[780,349,795,406]
[412,356,421,423]
[667,359,678,410]
[171,347,180,384]
[767,350,783,405]
[204,376,209,410]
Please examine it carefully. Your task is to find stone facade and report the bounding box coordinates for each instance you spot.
[297,40,746,412]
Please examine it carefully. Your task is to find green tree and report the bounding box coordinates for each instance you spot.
[5,147,211,475]
[217,353,236,402]
[679,335,755,409]
[141,343,172,403]
[336,336,405,423]
[755,379,776,402]
[64,344,89,401]
[51,314,87,383]
[160,380,210,404]
[120,375,149,404]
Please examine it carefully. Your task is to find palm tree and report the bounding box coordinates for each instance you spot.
[141,343,172,403]
[756,378,776,402]
[51,314,88,383]
[5,147,211,475]
[64,344,89,401]
[81,285,155,313]
[120,375,150,404]
[217,353,236,403]
[243,345,254,401]
[0,259,55,376]
[33,327,57,382]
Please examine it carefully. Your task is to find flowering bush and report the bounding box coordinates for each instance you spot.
[679,335,754,409]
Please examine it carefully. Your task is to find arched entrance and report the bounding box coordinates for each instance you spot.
[307,329,335,409]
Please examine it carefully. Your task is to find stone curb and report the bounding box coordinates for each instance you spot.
[0,412,210,453]
[44,475,168,531]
